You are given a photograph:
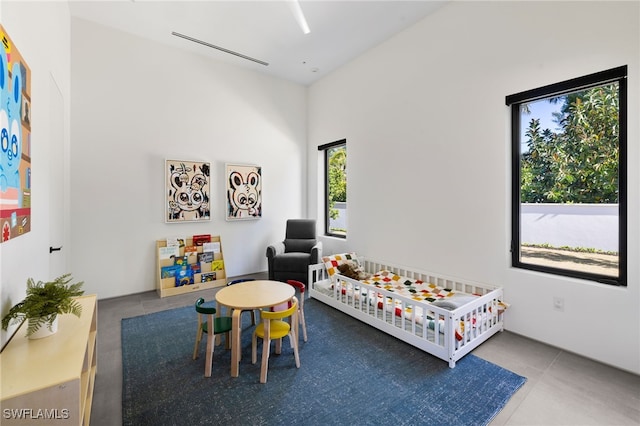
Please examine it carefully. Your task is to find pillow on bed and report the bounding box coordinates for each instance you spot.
[431,294,479,311]
[322,252,359,281]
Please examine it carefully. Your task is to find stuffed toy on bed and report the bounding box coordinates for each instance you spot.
[337,261,370,281]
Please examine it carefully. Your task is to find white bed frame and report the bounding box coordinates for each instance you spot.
[308,258,505,368]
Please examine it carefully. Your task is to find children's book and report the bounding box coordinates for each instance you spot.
[158,245,180,260]
[211,259,225,271]
[161,265,183,279]
[174,255,189,267]
[198,252,214,263]
[190,263,201,275]
[202,242,220,253]
[201,271,217,282]
[184,245,199,260]
[193,234,211,246]
[166,236,186,247]
[175,268,194,287]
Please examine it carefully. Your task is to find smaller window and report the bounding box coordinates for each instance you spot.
[318,140,347,238]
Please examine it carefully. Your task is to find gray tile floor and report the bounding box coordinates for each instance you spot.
[91,273,640,426]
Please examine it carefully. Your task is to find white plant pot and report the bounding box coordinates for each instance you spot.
[28,316,59,339]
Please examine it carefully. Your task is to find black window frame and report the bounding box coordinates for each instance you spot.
[318,139,347,238]
[506,66,627,286]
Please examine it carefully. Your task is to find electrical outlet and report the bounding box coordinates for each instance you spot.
[553,296,565,312]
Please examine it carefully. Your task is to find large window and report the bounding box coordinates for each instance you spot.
[506,66,627,286]
[319,139,347,238]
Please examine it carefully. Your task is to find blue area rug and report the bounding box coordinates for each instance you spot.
[122,298,526,425]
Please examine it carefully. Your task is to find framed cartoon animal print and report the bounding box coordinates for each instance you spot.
[166,159,211,223]
[225,163,262,221]
[1,25,32,243]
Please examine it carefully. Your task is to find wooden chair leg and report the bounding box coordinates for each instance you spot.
[299,308,308,342]
[251,333,258,365]
[260,337,271,383]
[193,320,203,360]
[204,316,215,378]
[291,332,300,368]
[205,332,214,378]
[292,312,301,367]
[193,314,202,359]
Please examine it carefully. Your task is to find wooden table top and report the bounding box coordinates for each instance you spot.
[215,280,294,310]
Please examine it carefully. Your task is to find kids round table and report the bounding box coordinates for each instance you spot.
[216,280,295,377]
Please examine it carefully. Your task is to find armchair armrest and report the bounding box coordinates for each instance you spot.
[266,241,285,280]
[310,241,323,264]
[266,241,285,260]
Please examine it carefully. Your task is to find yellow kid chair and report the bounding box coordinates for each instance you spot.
[251,298,300,383]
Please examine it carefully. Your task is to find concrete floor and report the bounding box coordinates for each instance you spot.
[90,273,640,426]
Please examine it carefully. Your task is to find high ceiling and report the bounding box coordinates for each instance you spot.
[68,0,445,85]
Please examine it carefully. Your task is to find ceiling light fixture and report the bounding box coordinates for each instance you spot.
[171,31,269,66]
[288,0,311,34]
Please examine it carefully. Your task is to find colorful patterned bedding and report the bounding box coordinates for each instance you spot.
[364,270,464,302]
[321,253,508,341]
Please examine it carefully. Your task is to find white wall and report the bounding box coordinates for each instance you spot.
[3,0,638,375]
[308,1,639,374]
[0,0,71,347]
[70,18,308,299]
[521,204,618,251]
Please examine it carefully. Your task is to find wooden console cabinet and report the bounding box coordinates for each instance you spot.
[0,294,97,425]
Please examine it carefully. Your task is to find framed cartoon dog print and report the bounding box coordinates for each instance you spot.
[225,163,262,221]
[166,159,211,223]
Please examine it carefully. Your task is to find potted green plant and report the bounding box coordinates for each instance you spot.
[1,273,84,339]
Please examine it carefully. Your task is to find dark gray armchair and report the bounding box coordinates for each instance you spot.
[266,219,322,284]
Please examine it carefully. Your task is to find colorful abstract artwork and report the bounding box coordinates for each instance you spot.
[225,163,262,221]
[1,25,32,243]
[166,159,211,223]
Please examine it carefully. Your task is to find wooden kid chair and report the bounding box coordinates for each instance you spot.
[286,280,308,342]
[251,298,301,383]
[192,298,233,377]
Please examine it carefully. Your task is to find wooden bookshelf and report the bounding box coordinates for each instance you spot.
[0,294,97,425]
[156,235,227,298]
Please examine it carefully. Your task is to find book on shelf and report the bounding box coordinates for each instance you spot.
[174,255,189,267]
[161,265,183,279]
[184,245,198,259]
[211,259,225,271]
[193,234,211,246]
[202,241,220,253]
[175,268,193,287]
[158,245,180,260]
[200,271,217,282]
[190,263,201,275]
[166,236,186,247]
[198,252,214,264]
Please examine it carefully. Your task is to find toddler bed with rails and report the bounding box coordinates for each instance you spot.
[308,253,508,368]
